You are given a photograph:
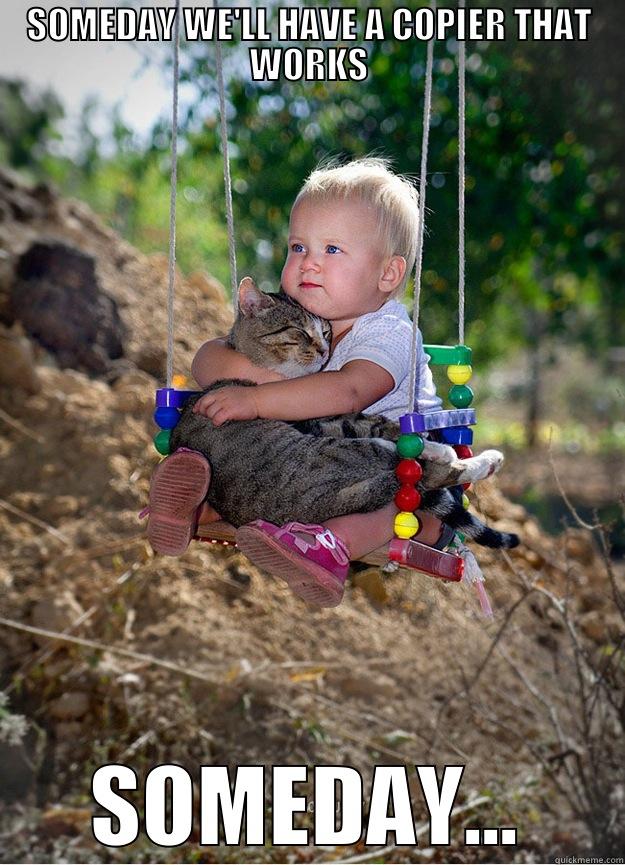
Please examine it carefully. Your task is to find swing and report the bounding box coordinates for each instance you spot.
[150,0,476,581]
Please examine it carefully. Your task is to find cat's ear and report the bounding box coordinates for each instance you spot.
[238,277,275,316]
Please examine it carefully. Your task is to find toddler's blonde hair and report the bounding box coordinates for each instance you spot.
[294,157,419,293]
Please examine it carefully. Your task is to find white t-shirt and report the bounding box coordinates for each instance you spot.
[323,299,441,421]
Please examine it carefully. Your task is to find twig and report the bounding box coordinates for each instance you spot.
[7,563,143,692]
[428,573,536,759]
[322,795,491,864]
[0,497,70,544]
[0,406,45,443]
[547,436,599,531]
[0,617,216,684]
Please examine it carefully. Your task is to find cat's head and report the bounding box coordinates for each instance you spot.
[230,277,331,377]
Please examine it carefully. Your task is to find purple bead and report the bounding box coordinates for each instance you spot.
[400,409,476,434]
[155,387,200,408]
[399,413,427,433]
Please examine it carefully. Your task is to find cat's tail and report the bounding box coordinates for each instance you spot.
[422,489,520,549]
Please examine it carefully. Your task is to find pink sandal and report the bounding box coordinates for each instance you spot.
[235,520,349,608]
[147,450,211,556]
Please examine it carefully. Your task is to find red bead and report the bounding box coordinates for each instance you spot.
[462,482,471,491]
[454,445,473,459]
[395,459,423,484]
[394,485,422,512]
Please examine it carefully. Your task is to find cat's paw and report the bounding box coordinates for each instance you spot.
[373,438,397,453]
[421,441,457,464]
[461,449,504,483]
[480,449,504,476]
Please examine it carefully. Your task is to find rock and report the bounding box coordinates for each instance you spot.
[54,721,84,740]
[40,806,92,837]
[563,529,597,566]
[31,592,85,645]
[579,610,607,643]
[10,240,127,375]
[49,691,90,720]
[44,495,80,520]
[329,672,397,699]
[188,270,230,306]
[135,344,166,378]
[0,323,41,393]
[0,741,36,802]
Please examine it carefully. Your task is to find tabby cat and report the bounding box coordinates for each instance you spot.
[171,279,519,549]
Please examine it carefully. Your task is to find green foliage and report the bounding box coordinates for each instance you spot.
[1,0,623,364]
[0,79,63,169]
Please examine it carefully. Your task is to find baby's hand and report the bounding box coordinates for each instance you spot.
[193,386,259,426]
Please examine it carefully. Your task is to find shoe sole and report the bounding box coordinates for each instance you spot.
[236,524,344,608]
[147,451,211,556]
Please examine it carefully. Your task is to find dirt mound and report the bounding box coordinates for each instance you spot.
[0,166,232,380]
[0,170,622,863]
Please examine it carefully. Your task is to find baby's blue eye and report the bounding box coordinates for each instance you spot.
[291,242,305,253]
[326,245,340,254]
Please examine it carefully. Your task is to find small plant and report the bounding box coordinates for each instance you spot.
[0,690,28,747]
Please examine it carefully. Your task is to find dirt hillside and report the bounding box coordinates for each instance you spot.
[0,168,622,864]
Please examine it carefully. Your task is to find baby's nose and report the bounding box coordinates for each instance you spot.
[301,251,320,270]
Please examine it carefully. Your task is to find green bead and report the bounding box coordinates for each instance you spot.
[396,433,424,458]
[423,344,472,366]
[154,428,172,455]
[448,384,474,408]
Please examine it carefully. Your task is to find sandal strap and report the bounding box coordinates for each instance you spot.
[281,522,350,567]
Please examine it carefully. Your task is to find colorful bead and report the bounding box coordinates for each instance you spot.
[462,482,471,491]
[462,493,470,510]
[397,433,424,458]
[447,364,473,385]
[394,485,422,512]
[395,459,423,484]
[454,445,474,459]
[394,511,420,539]
[441,426,474,444]
[448,384,474,408]
[399,413,427,434]
[153,429,172,455]
[423,344,472,366]
[154,406,180,430]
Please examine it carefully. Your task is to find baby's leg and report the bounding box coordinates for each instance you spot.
[326,504,443,559]
[197,503,223,524]
[147,450,211,555]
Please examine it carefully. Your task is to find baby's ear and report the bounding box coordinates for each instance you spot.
[238,277,274,316]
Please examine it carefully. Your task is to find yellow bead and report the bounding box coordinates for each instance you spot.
[447,364,473,385]
[172,373,188,388]
[462,493,470,510]
[394,511,420,539]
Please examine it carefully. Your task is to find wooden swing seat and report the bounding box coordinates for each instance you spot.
[194,521,465,582]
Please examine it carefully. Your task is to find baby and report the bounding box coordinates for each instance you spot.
[149,157,448,605]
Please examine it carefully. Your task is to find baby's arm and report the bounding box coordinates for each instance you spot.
[192,338,285,387]
[194,360,394,425]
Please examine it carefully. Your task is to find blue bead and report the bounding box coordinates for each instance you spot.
[441,426,474,444]
[154,406,181,430]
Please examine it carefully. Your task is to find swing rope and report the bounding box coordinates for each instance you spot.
[165,0,181,390]
[408,16,435,412]
[214,0,238,305]
[408,0,468,411]
[458,0,466,346]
